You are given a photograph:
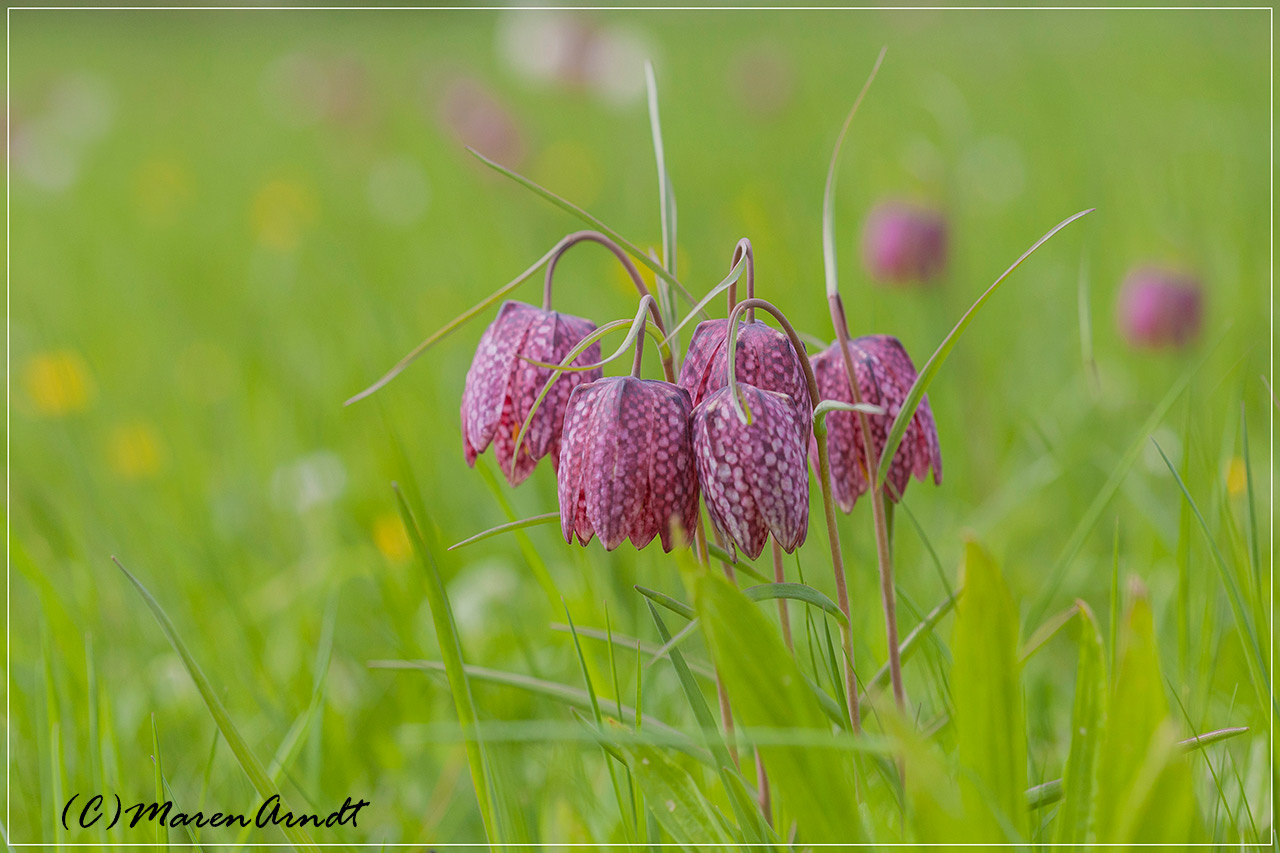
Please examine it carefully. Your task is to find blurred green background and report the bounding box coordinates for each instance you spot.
[7,7,1272,846]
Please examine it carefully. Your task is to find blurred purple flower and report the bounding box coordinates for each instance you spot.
[678,319,811,417]
[557,377,699,551]
[810,334,941,511]
[438,76,526,167]
[860,201,948,285]
[461,300,600,486]
[693,384,809,559]
[1116,266,1203,349]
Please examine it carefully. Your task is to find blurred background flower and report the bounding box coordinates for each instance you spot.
[1115,265,1204,350]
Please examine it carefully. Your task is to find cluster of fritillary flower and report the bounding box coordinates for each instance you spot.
[457,232,942,563]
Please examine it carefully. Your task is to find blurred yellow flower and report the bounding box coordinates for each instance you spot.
[373,513,412,563]
[135,159,193,225]
[1226,456,1248,497]
[107,421,166,480]
[251,178,317,251]
[21,350,95,416]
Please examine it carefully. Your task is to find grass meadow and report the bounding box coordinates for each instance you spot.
[6,7,1274,848]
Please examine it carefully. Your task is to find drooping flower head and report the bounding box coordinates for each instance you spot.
[678,319,810,415]
[811,334,941,511]
[557,377,699,552]
[860,201,948,285]
[1116,266,1203,349]
[693,384,809,560]
[461,300,601,486]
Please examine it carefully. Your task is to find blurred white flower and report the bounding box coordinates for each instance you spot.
[367,156,430,228]
[447,561,518,639]
[270,451,347,513]
[12,71,114,193]
[495,12,654,105]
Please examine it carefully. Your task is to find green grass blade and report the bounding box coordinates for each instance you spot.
[1027,352,1206,625]
[608,724,735,847]
[564,601,634,844]
[151,713,169,849]
[467,147,699,310]
[548,622,716,681]
[368,659,703,762]
[635,585,696,620]
[646,602,766,843]
[742,582,846,626]
[473,461,558,610]
[1151,440,1270,710]
[392,487,501,842]
[860,590,957,703]
[875,208,1094,489]
[344,238,563,405]
[821,46,886,299]
[1093,582,1196,844]
[695,571,860,844]
[1019,603,1080,662]
[1052,601,1105,846]
[951,539,1027,842]
[448,512,560,551]
[644,61,676,279]
[113,558,318,851]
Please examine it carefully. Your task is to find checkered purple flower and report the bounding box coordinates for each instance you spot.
[810,334,942,511]
[693,384,810,559]
[677,319,811,417]
[461,300,601,486]
[557,377,699,552]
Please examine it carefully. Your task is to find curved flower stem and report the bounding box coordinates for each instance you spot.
[725,297,861,734]
[543,230,676,382]
[726,238,756,322]
[829,293,906,715]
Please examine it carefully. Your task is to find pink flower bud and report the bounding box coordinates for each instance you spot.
[461,300,601,486]
[693,384,810,560]
[1116,266,1203,349]
[557,377,699,552]
[811,334,941,511]
[860,201,948,285]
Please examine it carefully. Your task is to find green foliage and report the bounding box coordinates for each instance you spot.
[1093,584,1197,845]
[1053,602,1105,847]
[950,539,1028,842]
[695,571,861,845]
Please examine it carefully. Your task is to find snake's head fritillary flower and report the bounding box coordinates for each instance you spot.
[678,319,811,416]
[811,334,941,511]
[557,377,699,552]
[693,384,810,560]
[860,201,948,285]
[1116,266,1203,349]
[461,300,601,486]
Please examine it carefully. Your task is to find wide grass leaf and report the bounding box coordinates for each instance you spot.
[950,539,1027,843]
[695,571,859,844]
[1093,582,1197,844]
[1053,601,1105,846]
